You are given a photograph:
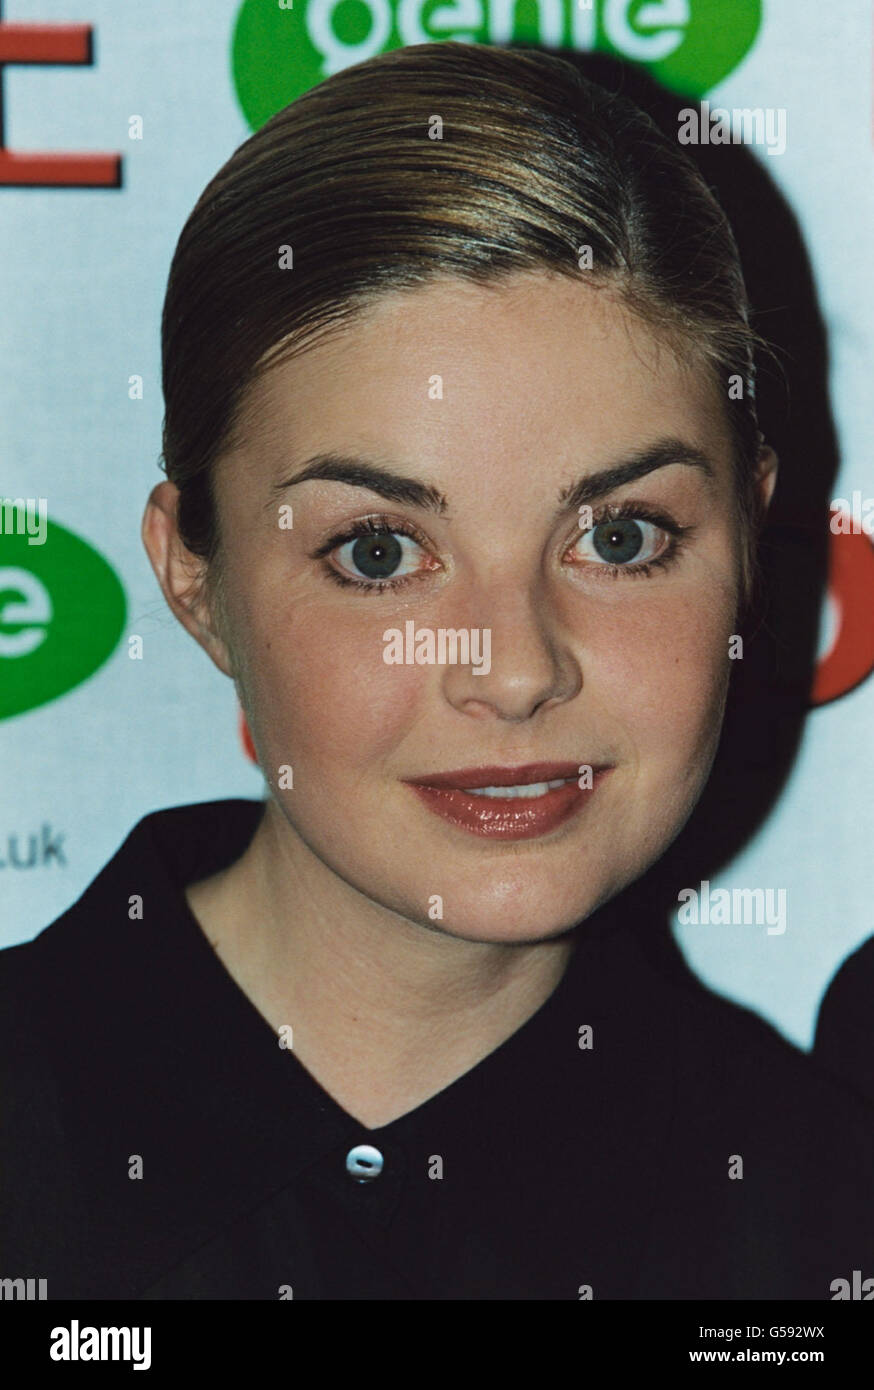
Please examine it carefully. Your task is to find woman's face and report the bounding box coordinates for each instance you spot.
[185,272,758,942]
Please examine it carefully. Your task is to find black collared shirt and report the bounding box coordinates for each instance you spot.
[2,797,874,1300]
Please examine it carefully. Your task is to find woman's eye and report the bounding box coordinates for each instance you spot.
[333,529,425,582]
[571,516,670,568]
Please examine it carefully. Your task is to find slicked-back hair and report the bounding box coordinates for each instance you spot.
[160,40,766,599]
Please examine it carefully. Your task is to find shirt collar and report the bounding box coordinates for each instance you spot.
[35,798,679,1296]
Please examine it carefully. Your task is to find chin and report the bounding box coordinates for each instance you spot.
[429,915,585,946]
[394,874,623,945]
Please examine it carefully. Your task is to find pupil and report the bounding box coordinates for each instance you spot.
[592,519,643,564]
[351,532,402,579]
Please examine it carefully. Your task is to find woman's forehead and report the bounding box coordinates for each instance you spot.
[222,274,734,486]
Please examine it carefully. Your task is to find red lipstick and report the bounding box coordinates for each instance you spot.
[402,762,612,840]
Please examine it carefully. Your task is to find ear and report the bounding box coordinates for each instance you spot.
[141,481,235,678]
[754,441,779,513]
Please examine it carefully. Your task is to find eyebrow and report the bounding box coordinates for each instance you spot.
[271,454,448,514]
[270,438,715,516]
[556,439,715,513]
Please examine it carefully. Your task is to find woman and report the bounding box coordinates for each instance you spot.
[2,40,873,1301]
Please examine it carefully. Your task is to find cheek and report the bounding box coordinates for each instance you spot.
[589,584,735,766]
[229,587,425,776]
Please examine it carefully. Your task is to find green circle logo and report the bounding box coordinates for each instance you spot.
[0,516,126,721]
[232,0,762,131]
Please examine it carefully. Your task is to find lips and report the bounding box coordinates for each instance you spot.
[403,762,611,840]
[406,762,587,790]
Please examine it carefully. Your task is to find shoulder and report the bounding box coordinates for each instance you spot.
[0,936,51,1062]
[814,934,874,1104]
[0,799,266,1292]
[0,796,266,1046]
[619,924,874,1145]
[604,920,815,1080]
[619,933,874,1291]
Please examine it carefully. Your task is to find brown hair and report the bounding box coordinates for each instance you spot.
[160,40,768,601]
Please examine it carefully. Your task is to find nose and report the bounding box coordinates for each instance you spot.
[439,580,582,721]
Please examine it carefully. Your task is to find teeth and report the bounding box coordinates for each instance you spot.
[461,779,569,798]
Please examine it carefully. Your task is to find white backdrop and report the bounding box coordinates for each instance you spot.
[1,0,871,1050]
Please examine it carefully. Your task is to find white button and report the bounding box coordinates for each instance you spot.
[345,1144,384,1181]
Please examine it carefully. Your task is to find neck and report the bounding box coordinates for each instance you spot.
[185,797,576,1129]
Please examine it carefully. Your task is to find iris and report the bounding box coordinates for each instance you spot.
[591,518,644,564]
[351,532,402,579]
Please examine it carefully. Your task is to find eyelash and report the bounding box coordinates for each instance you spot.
[310,514,433,595]
[570,502,691,582]
[311,504,692,594]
